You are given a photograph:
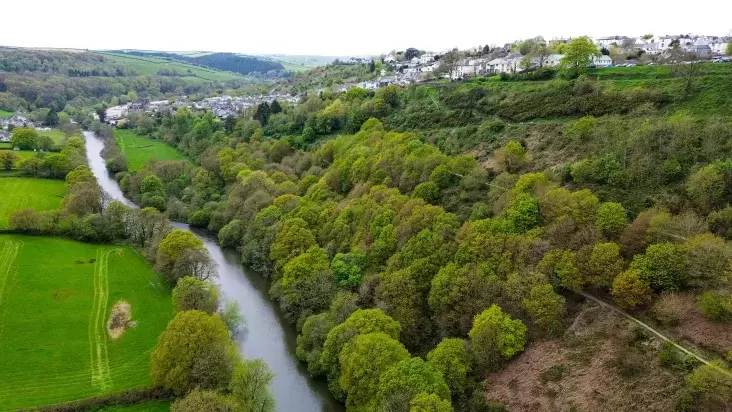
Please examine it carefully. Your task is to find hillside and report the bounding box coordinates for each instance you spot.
[105,50,284,75]
[107,60,732,411]
[0,46,256,121]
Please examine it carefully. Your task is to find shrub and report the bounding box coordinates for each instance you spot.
[652,293,685,326]
[698,291,732,322]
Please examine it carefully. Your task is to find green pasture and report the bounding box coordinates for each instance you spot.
[0,177,66,227]
[99,52,244,82]
[0,235,173,410]
[116,130,188,171]
[38,129,67,144]
[0,110,13,118]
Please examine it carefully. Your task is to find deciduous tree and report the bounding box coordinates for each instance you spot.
[172,276,220,314]
[339,332,410,410]
[468,305,527,373]
[376,358,450,412]
[611,269,652,308]
[426,338,471,396]
[151,310,235,394]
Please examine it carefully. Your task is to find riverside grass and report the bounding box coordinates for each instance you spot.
[0,177,66,227]
[116,130,189,171]
[0,235,173,411]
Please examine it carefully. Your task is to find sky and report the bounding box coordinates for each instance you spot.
[3,0,731,56]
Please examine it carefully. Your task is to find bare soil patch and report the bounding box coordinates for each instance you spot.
[51,289,75,301]
[485,306,684,412]
[107,300,136,339]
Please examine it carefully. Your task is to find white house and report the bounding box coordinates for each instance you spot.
[710,38,730,55]
[419,52,436,65]
[592,55,613,67]
[383,54,396,63]
[596,36,630,48]
[656,35,679,52]
[486,54,522,74]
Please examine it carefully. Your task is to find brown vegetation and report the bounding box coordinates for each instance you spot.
[107,301,135,339]
[485,306,684,411]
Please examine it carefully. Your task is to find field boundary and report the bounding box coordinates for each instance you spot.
[89,249,114,390]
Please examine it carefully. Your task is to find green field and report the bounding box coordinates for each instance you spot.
[99,52,245,82]
[0,235,173,410]
[0,177,66,227]
[116,130,188,171]
[0,110,12,118]
[38,129,67,144]
[98,401,170,411]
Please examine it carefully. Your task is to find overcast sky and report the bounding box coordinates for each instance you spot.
[3,0,731,56]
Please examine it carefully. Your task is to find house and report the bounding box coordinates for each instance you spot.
[710,38,730,55]
[541,54,564,68]
[656,35,679,52]
[486,54,521,74]
[419,52,436,65]
[596,36,630,48]
[0,130,9,142]
[688,44,712,58]
[383,54,396,63]
[592,55,613,67]
[643,42,661,55]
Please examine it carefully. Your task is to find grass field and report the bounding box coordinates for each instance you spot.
[116,130,188,171]
[38,129,67,144]
[0,235,173,410]
[99,52,245,82]
[0,110,13,118]
[98,401,170,411]
[0,177,66,227]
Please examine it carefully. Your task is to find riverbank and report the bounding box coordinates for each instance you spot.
[83,131,342,412]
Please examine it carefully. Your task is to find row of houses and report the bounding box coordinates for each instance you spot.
[595,34,730,57]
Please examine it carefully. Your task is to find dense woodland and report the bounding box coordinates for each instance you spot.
[105,63,732,411]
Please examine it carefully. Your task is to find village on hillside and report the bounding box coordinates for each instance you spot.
[89,32,730,124]
[337,33,731,92]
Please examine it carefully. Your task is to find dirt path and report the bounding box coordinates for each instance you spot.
[579,291,712,366]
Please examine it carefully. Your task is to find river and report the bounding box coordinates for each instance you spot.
[83,131,343,412]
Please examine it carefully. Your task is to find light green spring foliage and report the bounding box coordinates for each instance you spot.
[172,276,220,314]
[150,310,234,394]
[426,338,471,395]
[583,242,624,288]
[538,249,583,291]
[158,229,203,260]
[339,332,410,411]
[468,305,527,373]
[229,359,276,412]
[596,202,627,238]
[320,309,401,381]
[612,269,652,308]
[376,357,450,411]
[522,283,567,334]
[409,392,454,412]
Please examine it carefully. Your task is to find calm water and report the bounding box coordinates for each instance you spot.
[83,131,342,412]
